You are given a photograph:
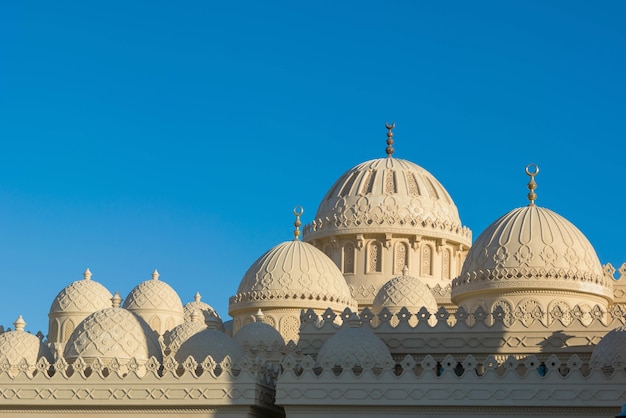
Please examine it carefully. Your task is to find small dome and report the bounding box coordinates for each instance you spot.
[184,292,223,331]
[304,157,471,246]
[0,316,53,371]
[591,325,626,366]
[316,317,392,369]
[233,312,285,351]
[64,307,163,363]
[175,325,244,364]
[451,205,612,303]
[230,239,356,314]
[165,311,207,355]
[373,272,438,313]
[49,269,112,314]
[123,270,185,334]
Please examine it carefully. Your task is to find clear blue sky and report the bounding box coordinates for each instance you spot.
[1,1,625,334]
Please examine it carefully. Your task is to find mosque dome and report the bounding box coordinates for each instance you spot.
[372,268,438,314]
[48,269,114,344]
[316,314,392,370]
[230,238,357,314]
[233,311,285,352]
[452,165,612,308]
[304,125,470,247]
[183,292,224,332]
[164,310,207,356]
[63,306,163,363]
[591,325,626,366]
[123,270,185,335]
[49,269,113,315]
[175,320,245,364]
[0,316,53,373]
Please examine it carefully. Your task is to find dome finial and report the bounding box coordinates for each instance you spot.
[194,292,201,302]
[254,308,265,322]
[293,206,304,240]
[83,268,92,281]
[402,265,409,276]
[111,291,122,308]
[13,315,26,332]
[385,122,395,158]
[152,269,159,280]
[190,310,202,323]
[525,163,539,206]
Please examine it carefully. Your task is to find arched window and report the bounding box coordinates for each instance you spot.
[62,319,74,343]
[368,241,382,273]
[150,316,161,334]
[421,244,433,276]
[394,242,408,275]
[343,242,355,274]
[442,248,451,280]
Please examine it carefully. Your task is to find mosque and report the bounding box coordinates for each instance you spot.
[1,124,625,417]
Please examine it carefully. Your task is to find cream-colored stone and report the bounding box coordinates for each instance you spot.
[229,238,357,342]
[304,155,471,307]
[123,270,185,336]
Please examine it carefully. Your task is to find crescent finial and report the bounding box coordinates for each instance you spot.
[525,163,539,206]
[385,122,395,157]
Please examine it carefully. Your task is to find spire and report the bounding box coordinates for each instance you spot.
[293,206,304,240]
[83,268,92,281]
[254,309,265,323]
[13,315,26,332]
[111,291,122,308]
[385,122,395,158]
[190,310,202,323]
[525,164,539,206]
[152,269,159,280]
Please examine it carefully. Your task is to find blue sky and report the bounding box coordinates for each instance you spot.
[1,1,625,334]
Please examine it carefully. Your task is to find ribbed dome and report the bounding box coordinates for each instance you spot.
[175,328,244,364]
[591,325,626,366]
[304,157,471,246]
[64,307,163,362]
[0,316,53,370]
[316,318,392,369]
[452,205,612,302]
[373,273,438,313]
[229,239,357,313]
[50,269,112,314]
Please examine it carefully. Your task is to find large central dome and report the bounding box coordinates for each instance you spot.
[304,157,471,245]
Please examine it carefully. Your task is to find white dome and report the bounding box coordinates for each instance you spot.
[316,317,392,369]
[49,269,112,314]
[164,311,207,356]
[452,205,612,303]
[304,157,471,246]
[229,239,356,314]
[233,318,285,351]
[0,316,53,369]
[183,292,223,331]
[63,307,163,363]
[123,270,185,334]
[373,272,438,313]
[591,325,626,366]
[175,328,244,364]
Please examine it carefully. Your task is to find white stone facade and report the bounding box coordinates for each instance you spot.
[1,125,625,417]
